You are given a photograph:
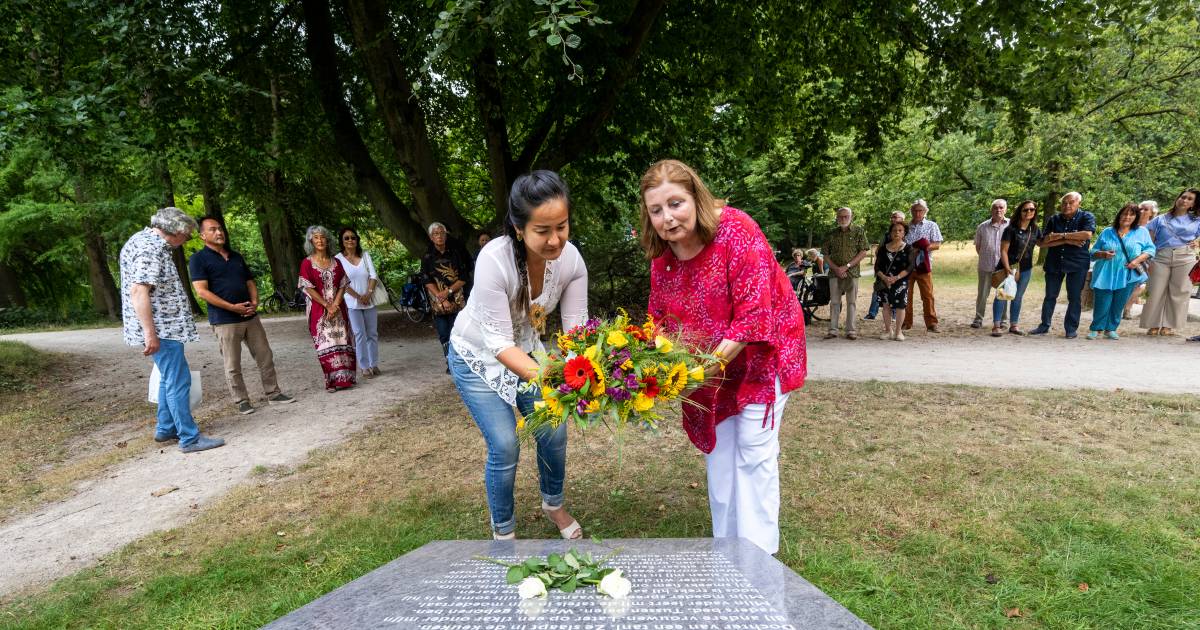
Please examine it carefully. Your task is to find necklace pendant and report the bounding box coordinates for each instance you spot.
[666,265,672,272]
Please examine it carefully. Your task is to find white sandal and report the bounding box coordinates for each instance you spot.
[541,501,583,539]
[492,530,515,540]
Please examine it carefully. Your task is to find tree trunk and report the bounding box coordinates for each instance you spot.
[154,155,204,315]
[256,75,303,296]
[73,176,121,319]
[473,41,516,221]
[196,155,233,249]
[342,0,470,237]
[300,0,435,255]
[1036,160,1063,265]
[83,229,120,319]
[0,261,28,309]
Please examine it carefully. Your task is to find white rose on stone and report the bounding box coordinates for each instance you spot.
[517,576,548,599]
[597,568,632,598]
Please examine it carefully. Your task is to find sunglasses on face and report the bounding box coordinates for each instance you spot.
[343,236,358,240]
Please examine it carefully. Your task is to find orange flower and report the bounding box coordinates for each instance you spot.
[563,356,595,391]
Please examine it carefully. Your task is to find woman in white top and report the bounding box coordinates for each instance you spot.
[335,227,381,377]
[448,170,588,540]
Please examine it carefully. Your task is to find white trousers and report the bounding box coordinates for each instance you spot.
[705,379,790,554]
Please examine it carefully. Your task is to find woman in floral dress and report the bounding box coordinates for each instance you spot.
[298,225,356,392]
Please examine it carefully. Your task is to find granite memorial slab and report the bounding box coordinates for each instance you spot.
[264,538,872,629]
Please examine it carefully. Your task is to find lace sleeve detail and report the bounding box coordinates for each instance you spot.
[473,249,518,356]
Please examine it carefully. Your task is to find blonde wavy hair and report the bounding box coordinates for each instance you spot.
[638,159,725,259]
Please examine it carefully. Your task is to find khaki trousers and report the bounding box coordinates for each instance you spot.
[212,318,280,404]
[828,274,859,333]
[903,271,938,329]
[1139,247,1197,329]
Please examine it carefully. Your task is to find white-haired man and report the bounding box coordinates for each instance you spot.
[120,207,225,453]
[821,207,870,339]
[973,199,1010,331]
[1031,192,1095,338]
[903,200,944,332]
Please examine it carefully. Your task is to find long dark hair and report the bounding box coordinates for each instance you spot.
[338,227,362,257]
[1172,188,1200,216]
[506,170,572,303]
[1014,199,1038,229]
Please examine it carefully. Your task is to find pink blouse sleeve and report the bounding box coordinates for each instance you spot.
[724,216,776,343]
[298,258,315,290]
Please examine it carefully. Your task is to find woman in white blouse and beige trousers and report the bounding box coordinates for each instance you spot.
[447,171,587,540]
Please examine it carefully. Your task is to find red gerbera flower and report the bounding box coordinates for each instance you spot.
[563,356,596,391]
[641,376,660,398]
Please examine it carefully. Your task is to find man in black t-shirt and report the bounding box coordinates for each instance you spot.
[189,217,295,414]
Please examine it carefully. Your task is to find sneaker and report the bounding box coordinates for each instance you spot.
[1106,331,1120,340]
[1030,325,1050,335]
[894,330,905,341]
[180,435,225,454]
[268,393,296,405]
[237,400,256,415]
[1086,331,1099,340]
[970,319,982,329]
[154,431,179,443]
[1186,335,1200,343]
[371,366,381,376]
[863,314,876,320]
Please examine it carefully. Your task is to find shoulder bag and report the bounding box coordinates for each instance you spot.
[991,229,1032,288]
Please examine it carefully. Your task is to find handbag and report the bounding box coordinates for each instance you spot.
[370,282,389,307]
[148,364,202,409]
[992,227,1033,288]
[1114,231,1149,277]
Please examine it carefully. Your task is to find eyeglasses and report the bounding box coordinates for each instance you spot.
[343,236,358,240]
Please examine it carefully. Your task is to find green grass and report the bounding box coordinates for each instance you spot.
[2,382,1198,629]
[0,341,56,392]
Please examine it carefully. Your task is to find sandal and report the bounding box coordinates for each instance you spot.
[541,501,583,539]
[1147,328,1160,336]
[1009,326,1025,336]
[990,325,1003,337]
[325,386,336,393]
[493,530,515,540]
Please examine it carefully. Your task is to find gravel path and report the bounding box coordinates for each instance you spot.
[0,312,444,596]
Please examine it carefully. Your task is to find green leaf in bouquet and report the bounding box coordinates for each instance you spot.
[563,551,580,569]
[560,576,578,593]
[547,553,562,565]
[524,557,545,571]
[505,565,527,584]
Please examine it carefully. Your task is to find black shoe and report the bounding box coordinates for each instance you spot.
[1030,325,1050,335]
[1065,331,1078,339]
[863,314,876,320]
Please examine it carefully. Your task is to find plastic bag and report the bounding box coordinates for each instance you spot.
[148,364,202,409]
[996,273,1017,301]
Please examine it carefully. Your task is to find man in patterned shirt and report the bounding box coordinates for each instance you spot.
[903,199,944,332]
[120,207,226,453]
[821,207,870,339]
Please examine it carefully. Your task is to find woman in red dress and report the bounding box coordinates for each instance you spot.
[298,225,357,392]
[640,160,806,554]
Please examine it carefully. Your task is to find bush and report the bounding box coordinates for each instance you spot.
[0,306,110,331]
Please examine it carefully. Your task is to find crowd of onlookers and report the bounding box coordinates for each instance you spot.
[117,207,475,453]
[787,189,1200,342]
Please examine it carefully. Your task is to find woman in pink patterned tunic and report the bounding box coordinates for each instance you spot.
[640,160,807,554]
[298,225,357,392]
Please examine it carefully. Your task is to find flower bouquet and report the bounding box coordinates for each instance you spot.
[520,309,718,435]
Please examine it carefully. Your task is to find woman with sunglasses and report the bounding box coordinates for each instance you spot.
[994,200,1042,335]
[336,227,381,378]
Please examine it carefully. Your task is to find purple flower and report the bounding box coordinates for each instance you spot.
[557,384,573,394]
[576,398,590,414]
[611,368,625,381]
[625,374,639,389]
[606,387,631,402]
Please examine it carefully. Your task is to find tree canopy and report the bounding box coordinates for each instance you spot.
[0,0,1196,319]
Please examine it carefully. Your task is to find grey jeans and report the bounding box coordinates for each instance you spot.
[828,274,859,333]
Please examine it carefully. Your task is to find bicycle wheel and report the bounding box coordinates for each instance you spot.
[261,294,282,314]
[404,303,427,323]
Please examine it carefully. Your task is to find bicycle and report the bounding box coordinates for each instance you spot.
[395,274,431,323]
[260,287,307,314]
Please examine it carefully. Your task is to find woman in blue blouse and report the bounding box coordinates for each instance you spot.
[1089,203,1155,340]
[1140,188,1199,336]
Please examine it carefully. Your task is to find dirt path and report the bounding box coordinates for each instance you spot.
[0,312,444,596]
[1,304,1196,596]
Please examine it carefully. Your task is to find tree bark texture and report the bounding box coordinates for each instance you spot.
[0,261,28,309]
[300,0,436,255]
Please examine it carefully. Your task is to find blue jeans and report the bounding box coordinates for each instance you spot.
[152,339,201,447]
[348,307,379,369]
[867,290,880,318]
[993,268,1032,325]
[1039,268,1087,334]
[447,343,567,535]
[1091,285,1135,332]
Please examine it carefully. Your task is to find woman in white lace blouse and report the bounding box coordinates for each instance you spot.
[447,170,588,540]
